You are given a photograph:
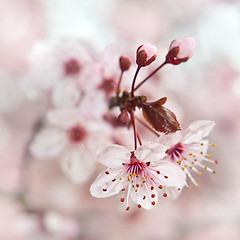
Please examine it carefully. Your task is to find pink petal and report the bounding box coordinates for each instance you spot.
[152,161,186,189]
[136,43,157,67]
[90,168,125,198]
[130,183,158,209]
[30,128,66,159]
[60,149,95,183]
[96,144,130,168]
[155,132,181,149]
[47,108,80,129]
[182,120,215,144]
[170,37,195,59]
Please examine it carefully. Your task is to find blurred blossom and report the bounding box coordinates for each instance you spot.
[30,108,111,183]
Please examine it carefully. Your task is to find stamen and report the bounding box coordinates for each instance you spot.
[163,193,167,197]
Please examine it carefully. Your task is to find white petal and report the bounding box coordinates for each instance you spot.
[60,149,95,183]
[79,90,107,119]
[30,128,66,159]
[136,141,169,161]
[51,81,81,108]
[182,120,215,144]
[96,144,130,168]
[156,132,181,148]
[130,184,158,209]
[90,168,125,198]
[162,186,183,200]
[152,161,186,189]
[47,108,79,129]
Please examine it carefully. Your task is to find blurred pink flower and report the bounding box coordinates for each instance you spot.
[30,108,111,183]
[90,144,186,210]
[21,40,93,104]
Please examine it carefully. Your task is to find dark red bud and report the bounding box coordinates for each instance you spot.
[117,111,130,126]
[119,56,131,71]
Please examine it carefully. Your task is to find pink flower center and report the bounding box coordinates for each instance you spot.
[64,59,81,76]
[68,125,87,143]
[126,152,147,175]
[98,78,116,95]
[166,142,184,162]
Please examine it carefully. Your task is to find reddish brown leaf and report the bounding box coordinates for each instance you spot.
[142,97,180,133]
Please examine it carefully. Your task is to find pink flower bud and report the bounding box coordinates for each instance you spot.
[117,111,130,126]
[119,56,131,72]
[136,44,157,67]
[166,37,195,65]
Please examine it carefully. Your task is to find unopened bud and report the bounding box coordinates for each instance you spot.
[119,56,131,71]
[117,111,130,126]
[136,44,157,67]
[166,37,195,65]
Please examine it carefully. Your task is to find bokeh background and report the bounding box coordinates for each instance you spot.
[1,0,240,239]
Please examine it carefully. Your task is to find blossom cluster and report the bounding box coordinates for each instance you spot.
[1,35,217,218]
[89,37,217,210]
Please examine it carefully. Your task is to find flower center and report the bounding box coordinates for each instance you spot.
[68,125,87,143]
[98,78,116,95]
[64,59,81,76]
[166,142,184,162]
[126,152,146,176]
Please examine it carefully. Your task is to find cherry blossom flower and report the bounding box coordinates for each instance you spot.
[166,37,195,65]
[30,108,111,183]
[90,144,186,210]
[21,40,93,105]
[155,120,217,187]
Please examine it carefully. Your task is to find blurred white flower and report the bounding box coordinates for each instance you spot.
[21,40,93,103]
[30,108,111,183]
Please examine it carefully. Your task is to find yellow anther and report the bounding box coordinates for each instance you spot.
[189,153,193,156]
[135,189,138,192]
[205,166,208,170]
[193,155,196,158]
[201,143,204,145]
[140,184,143,187]
[198,172,202,175]
[182,167,185,170]
[200,151,203,155]
[212,144,215,147]
[208,155,211,158]
[187,186,191,190]
[120,178,122,180]
[145,176,148,178]
[198,184,201,187]
[190,166,193,169]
